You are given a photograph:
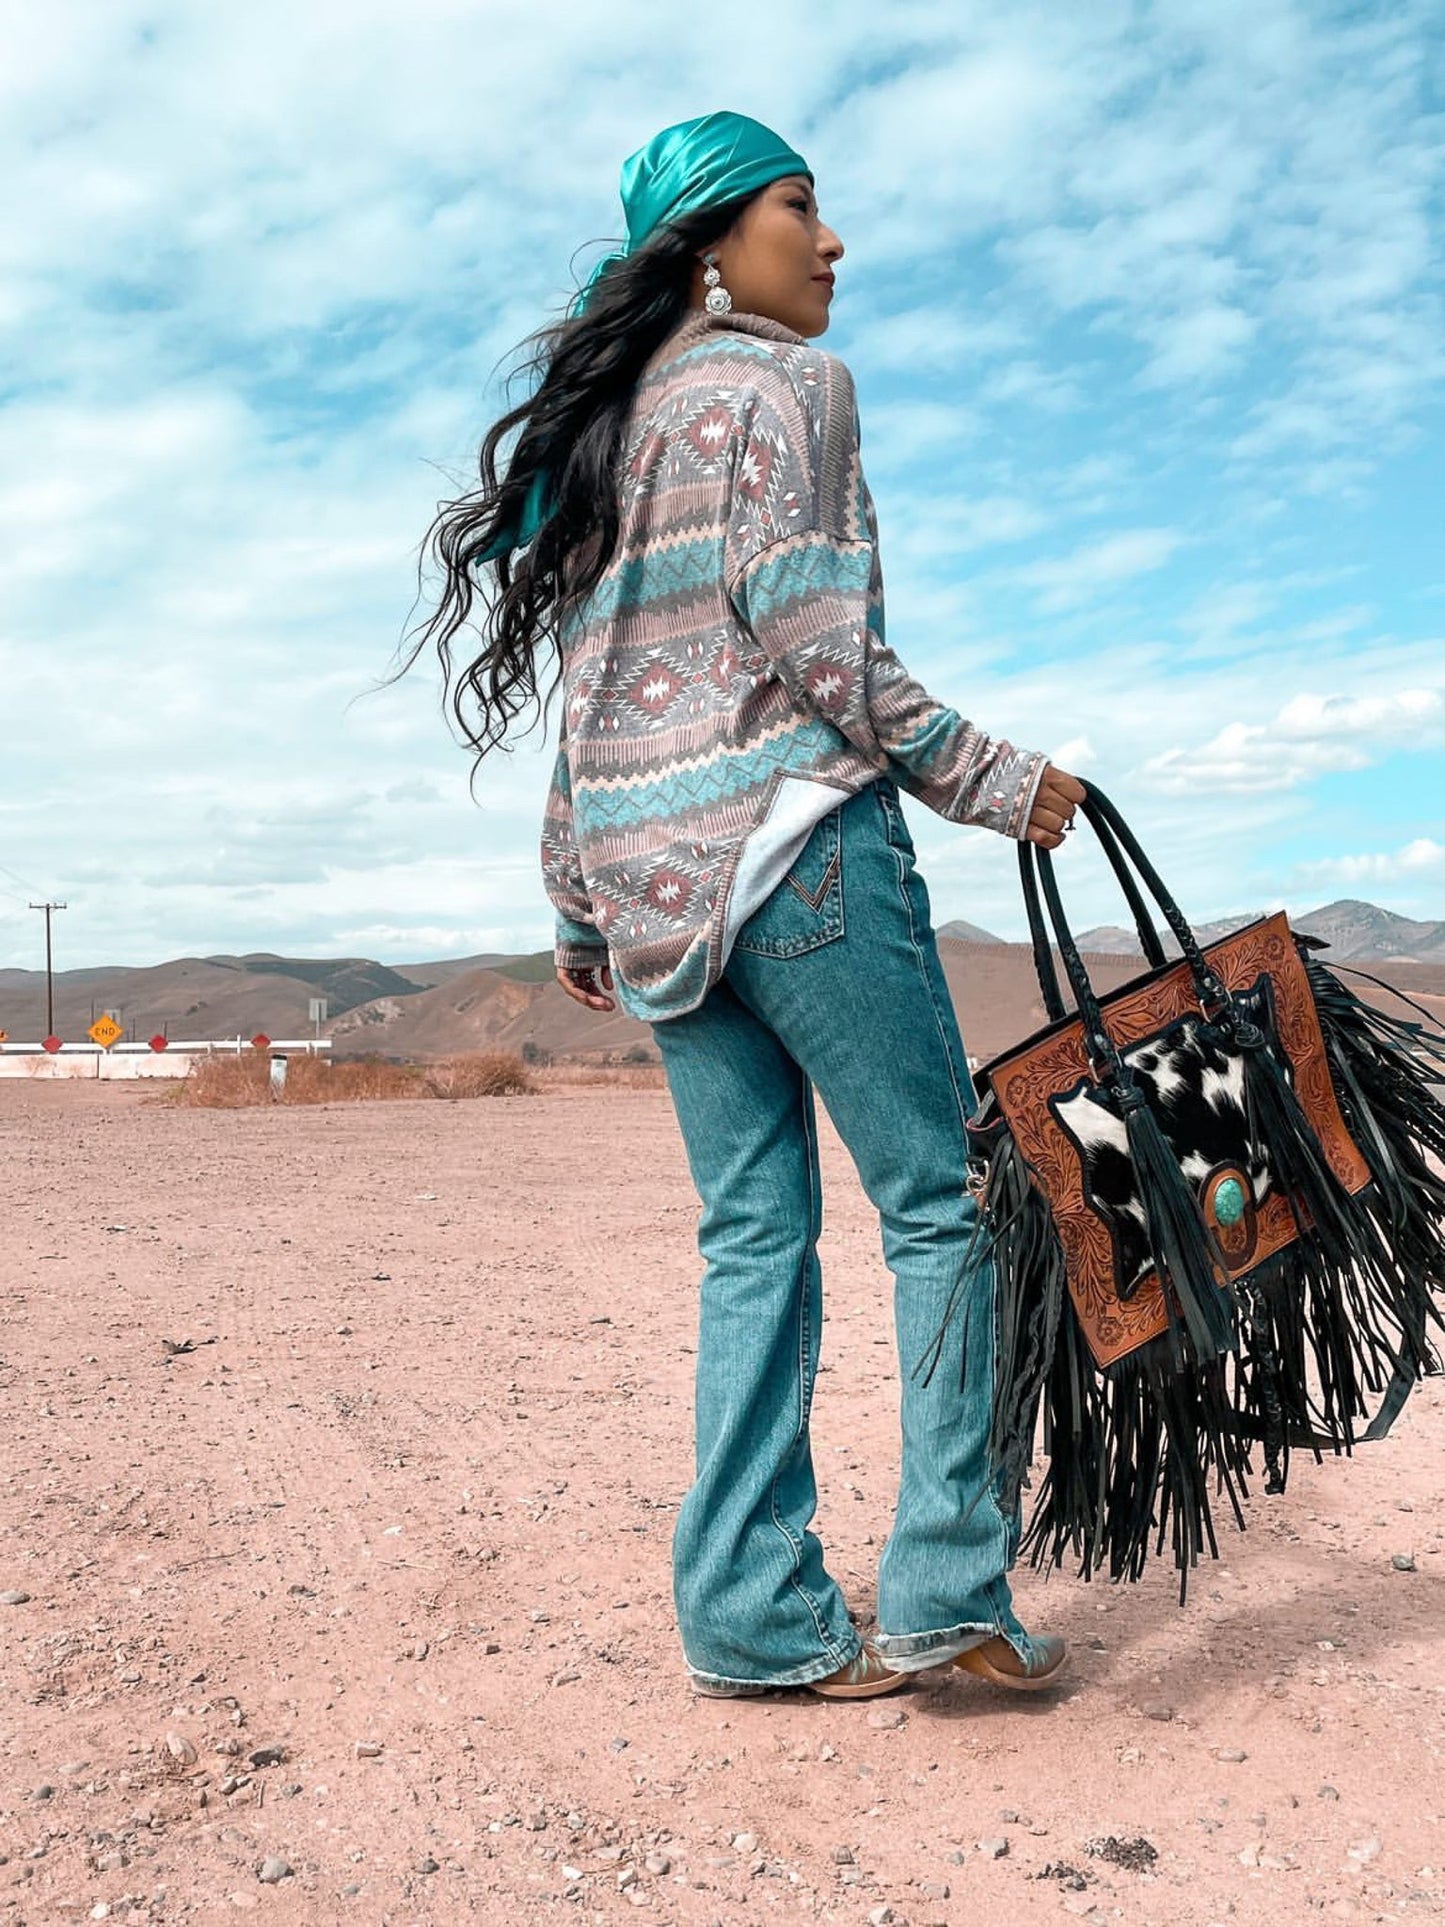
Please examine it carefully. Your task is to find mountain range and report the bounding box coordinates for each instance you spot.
[937,898,1445,962]
[1,898,1440,1066]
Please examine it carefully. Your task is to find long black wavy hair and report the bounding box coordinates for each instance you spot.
[398,185,766,767]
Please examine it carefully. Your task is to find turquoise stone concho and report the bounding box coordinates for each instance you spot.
[1213,1176,1246,1226]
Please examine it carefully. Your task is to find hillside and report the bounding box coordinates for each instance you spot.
[330,966,656,1063]
[201,953,425,1010]
[2,896,1439,1061]
[935,918,1006,945]
[396,953,524,988]
[1075,899,1445,963]
[329,939,1445,1071]
[1295,899,1445,961]
[0,956,362,1044]
[1073,911,1265,953]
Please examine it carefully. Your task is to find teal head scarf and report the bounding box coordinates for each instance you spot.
[477,110,812,567]
[571,110,813,319]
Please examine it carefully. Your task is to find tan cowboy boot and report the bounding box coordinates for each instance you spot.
[808,1642,910,1700]
[954,1633,1067,1691]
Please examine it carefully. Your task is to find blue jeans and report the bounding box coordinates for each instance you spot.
[651,774,1035,1691]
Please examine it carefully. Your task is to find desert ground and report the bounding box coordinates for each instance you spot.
[2,1075,1442,1926]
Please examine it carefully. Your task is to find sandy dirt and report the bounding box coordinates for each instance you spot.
[2,1077,1442,1926]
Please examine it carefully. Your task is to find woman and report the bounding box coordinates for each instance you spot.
[410,111,1086,1700]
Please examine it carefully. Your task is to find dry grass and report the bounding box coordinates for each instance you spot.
[535,1061,667,1090]
[421,1052,537,1099]
[172,1050,537,1108]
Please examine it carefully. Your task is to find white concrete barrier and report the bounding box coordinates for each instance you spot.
[0,1040,331,1080]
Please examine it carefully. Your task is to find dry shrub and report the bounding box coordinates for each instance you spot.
[173,1053,273,1108]
[173,1049,534,1107]
[536,1061,667,1090]
[301,1057,424,1102]
[422,1051,537,1099]
[175,1052,424,1107]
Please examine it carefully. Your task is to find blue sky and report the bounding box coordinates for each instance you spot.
[2,0,1442,969]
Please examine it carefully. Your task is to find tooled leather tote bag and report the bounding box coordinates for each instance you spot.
[923,780,1445,1597]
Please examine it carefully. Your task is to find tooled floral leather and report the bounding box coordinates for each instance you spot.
[984,913,1371,1368]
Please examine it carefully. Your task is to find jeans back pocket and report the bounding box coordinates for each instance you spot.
[732,806,845,959]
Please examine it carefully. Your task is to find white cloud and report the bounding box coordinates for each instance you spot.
[1137,303,1257,387]
[1050,734,1099,770]
[847,304,1026,379]
[1145,687,1445,793]
[990,3,1442,469]
[975,358,1087,414]
[830,27,1109,249]
[1176,581,1276,649]
[1295,838,1445,886]
[1014,528,1184,611]
[886,494,1049,574]
[898,624,1445,939]
[862,398,980,470]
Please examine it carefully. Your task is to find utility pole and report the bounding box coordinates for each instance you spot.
[29,901,66,1038]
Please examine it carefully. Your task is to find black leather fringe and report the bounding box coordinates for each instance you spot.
[960,942,1445,1600]
[1234,1012,1357,1251]
[973,1130,1069,1513]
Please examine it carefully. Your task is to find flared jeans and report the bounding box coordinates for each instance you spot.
[651,774,1036,1690]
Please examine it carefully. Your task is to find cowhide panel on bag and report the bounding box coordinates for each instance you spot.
[983,912,1371,1368]
[1048,979,1279,1303]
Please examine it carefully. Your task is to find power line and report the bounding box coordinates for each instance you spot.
[0,861,46,897]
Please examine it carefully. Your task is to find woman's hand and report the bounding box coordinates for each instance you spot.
[556,961,617,1012]
[1026,764,1087,849]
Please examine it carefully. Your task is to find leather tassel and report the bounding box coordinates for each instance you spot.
[1113,1079,1237,1367]
[916,1129,1067,1525]
[1239,1278,1288,1494]
[1232,1013,1356,1254]
[1304,953,1445,1225]
[979,1136,1069,1517]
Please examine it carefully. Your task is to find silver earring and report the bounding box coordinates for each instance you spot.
[702,252,733,315]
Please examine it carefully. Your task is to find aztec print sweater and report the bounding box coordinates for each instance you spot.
[539,307,1048,1023]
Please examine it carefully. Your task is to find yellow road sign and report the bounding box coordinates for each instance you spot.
[88,1015,123,1049]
